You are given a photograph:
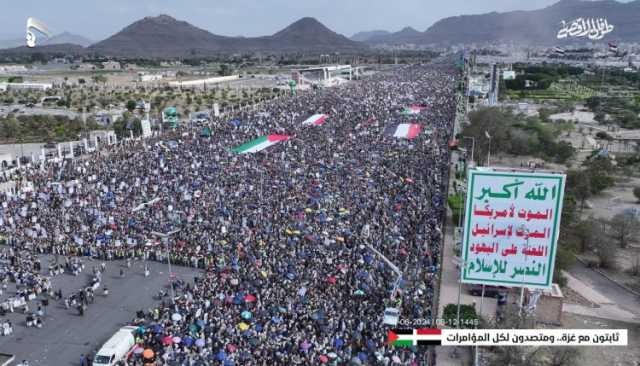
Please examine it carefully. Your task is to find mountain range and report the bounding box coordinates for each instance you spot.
[42,32,93,47]
[1,0,638,59]
[0,16,364,58]
[88,15,364,57]
[361,0,640,45]
[0,32,92,50]
[350,30,390,42]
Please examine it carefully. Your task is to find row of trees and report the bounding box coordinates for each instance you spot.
[461,107,574,165]
[586,96,640,129]
[504,64,583,91]
[0,114,102,143]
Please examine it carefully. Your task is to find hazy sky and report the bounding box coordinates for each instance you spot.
[0,0,634,40]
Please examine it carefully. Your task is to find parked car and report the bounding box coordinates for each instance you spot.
[468,284,508,299]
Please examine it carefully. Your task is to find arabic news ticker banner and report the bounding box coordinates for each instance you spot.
[388,329,627,347]
[461,170,565,289]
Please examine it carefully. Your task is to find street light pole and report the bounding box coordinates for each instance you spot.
[151,229,181,304]
[455,259,470,328]
[487,136,491,167]
[463,136,475,165]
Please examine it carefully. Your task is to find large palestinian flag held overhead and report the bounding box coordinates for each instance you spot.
[400,105,427,115]
[384,123,422,139]
[302,114,328,126]
[232,135,291,154]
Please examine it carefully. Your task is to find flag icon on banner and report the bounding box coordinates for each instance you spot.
[387,329,442,347]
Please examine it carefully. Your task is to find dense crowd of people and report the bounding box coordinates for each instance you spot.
[1,62,459,365]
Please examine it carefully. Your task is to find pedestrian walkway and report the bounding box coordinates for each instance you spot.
[563,271,613,305]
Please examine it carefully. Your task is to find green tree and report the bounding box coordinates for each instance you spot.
[633,187,640,203]
[571,218,597,253]
[591,221,616,269]
[218,64,231,76]
[609,212,639,249]
[566,170,592,210]
[463,107,515,165]
[584,157,615,194]
[537,108,553,123]
[443,304,477,328]
[126,100,137,112]
[92,75,107,84]
[586,96,601,110]
[448,193,464,226]
[132,118,142,137]
[553,141,574,164]
[0,117,19,139]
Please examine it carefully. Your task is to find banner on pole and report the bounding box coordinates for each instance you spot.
[461,169,565,289]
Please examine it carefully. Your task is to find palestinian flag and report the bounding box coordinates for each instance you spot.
[388,329,442,347]
[384,123,422,139]
[401,105,426,115]
[231,135,290,154]
[302,114,328,126]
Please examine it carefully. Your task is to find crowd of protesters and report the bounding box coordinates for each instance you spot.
[0,62,459,365]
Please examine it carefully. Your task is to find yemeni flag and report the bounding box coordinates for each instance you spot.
[302,114,328,126]
[384,123,422,139]
[401,105,426,115]
[388,329,442,347]
[554,47,566,56]
[231,135,290,154]
[608,42,618,53]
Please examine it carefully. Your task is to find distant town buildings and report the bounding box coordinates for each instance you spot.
[102,61,121,70]
[76,63,97,71]
[137,72,164,82]
[160,61,182,67]
[168,75,239,88]
[0,65,28,74]
[94,109,124,126]
[0,82,52,91]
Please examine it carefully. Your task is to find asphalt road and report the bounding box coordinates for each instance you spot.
[0,255,199,366]
[569,260,640,317]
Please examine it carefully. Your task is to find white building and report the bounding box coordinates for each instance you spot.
[168,75,239,88]
[1,82,52,91]
[76,63,97,71]
[102,61,121,70]
[94,110,124,126]
[137,73,164,82]
[293,65,354,88]
[0,65,28,74]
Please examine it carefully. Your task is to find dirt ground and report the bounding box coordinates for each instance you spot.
[561,313,640,366]
[586,175,640,221]
[563,286,597,308]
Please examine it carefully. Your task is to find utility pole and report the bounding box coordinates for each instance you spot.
[151,229,181,305]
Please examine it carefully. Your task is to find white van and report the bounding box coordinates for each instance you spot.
[93,326,137,366]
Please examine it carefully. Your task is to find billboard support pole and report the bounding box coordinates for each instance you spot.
[474,285,485,366]
[520,231,530,317]
[456,268,462,327]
